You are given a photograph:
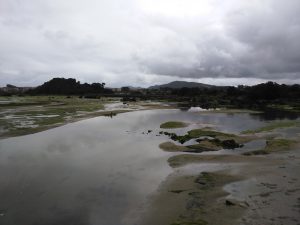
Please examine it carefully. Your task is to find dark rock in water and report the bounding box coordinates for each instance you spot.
[164,131,170,136]
[221,139,242,149]
[169,189,186,194]
[225,199,237,206]
[196,138,242,149]
[103,112,117,118]
[225,199,249,208]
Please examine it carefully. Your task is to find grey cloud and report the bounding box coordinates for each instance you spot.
[0,0,299,87]
[135,0,300,80]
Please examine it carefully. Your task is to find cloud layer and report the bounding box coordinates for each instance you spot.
[0,0,300,87]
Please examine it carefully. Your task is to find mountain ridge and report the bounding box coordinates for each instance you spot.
[148,81,215,89]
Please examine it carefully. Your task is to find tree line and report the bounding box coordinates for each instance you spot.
[28,78,113,95]
[169,82,300,109]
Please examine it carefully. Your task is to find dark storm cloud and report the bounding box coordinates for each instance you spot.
[0,0,299,87]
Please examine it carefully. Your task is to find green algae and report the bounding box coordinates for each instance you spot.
[159,142,189,152]
[0,96,114,138]
[187,129,236,139]
[160,121,189,129]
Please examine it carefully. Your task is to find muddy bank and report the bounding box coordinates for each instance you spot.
[138,169,246,225]
[139,146,300,225]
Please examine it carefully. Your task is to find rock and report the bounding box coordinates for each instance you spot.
[225,199,249,208]
[221,139,242,149]
[169,189,186,194]
[225,199,237,206]
[239,201,250,208]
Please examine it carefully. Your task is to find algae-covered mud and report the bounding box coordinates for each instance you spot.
[160,121,189,129]
[0,106,299,225]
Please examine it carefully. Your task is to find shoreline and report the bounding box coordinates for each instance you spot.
[0,101,174,140]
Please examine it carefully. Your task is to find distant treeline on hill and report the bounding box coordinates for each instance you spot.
[28,78,113,95]
[167,81,300,109]
[170,81,300,100]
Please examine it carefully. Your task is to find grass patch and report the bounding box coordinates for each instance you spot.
[167,155,205,168]
[160,121,189,129]
[187,129,236,139]
[159,142,189,152]
[0,96,116,138]
[242,120,300,134]
[186,140,222,152]
[159,140,223,153]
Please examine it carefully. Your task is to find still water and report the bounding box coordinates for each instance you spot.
[0,109,297,225]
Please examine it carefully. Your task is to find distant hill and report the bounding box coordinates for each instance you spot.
[149,81,215,89]
[29,78,112,95]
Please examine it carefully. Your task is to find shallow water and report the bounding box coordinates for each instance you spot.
[0,109,296,225]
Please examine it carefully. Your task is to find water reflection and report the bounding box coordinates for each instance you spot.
[251,109,300,121]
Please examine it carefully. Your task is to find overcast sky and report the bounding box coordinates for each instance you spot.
[0,0,300,87]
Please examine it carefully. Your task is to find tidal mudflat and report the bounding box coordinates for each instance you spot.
[0,96,171,139]
[140,109,300,225]
[0,106,299,225]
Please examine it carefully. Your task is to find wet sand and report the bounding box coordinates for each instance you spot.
[138,144,300,225]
